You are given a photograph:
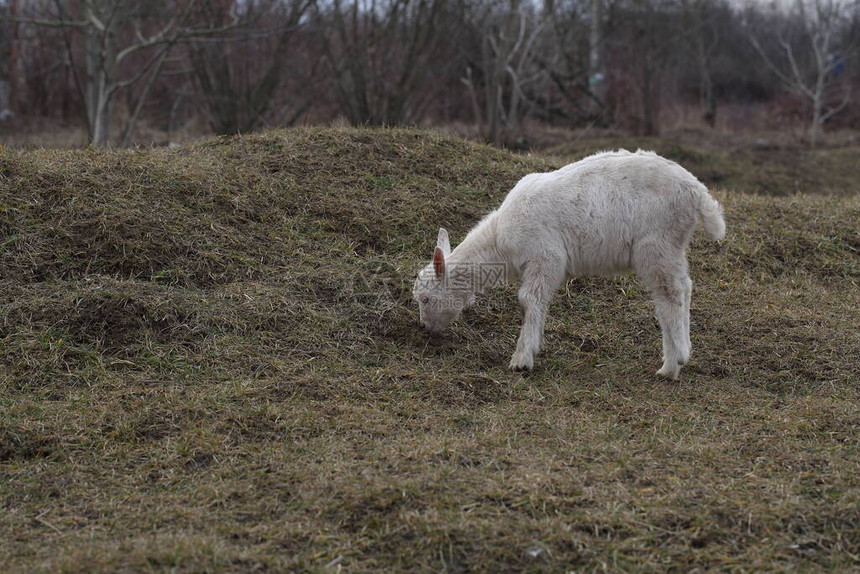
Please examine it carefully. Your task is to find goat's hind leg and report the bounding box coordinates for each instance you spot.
[636,254,690,380]
[680,276,692,365]
[510,259,565,371]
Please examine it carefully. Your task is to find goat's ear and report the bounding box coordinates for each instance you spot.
[436,228,451,257]
[433,246,446,278]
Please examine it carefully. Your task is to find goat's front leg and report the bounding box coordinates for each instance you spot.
[510,261,564,371]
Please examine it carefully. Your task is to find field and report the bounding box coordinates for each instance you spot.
[1,128,859,572]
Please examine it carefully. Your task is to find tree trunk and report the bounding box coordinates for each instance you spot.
[700,59,716,128]
[588,0,605,119]
[811,94,823,147]
[702,82,716,128]
[84,5,116,146]
[642,58,659,136]
[8,0,20,114]
[809,48,828,147]
[693,9,716,128]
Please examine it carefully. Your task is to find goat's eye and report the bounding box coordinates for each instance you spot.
[421,296,429,304]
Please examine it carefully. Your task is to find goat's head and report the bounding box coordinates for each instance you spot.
[412,228,473,335]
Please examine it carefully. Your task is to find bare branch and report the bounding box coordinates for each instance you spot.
[781,38,816,98]
[821,83,852,122]
[749,33,812,97]
[3,16,89,28]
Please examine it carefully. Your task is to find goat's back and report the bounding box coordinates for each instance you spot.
[495,150,708,276]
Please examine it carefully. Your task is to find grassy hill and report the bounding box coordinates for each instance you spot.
[1,128,859,572]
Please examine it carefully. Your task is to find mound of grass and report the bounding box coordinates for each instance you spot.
[1,128,859,571]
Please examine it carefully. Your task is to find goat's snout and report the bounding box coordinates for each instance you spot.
[419,320,443,337]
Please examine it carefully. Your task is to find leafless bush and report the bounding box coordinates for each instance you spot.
[2,0,858,146]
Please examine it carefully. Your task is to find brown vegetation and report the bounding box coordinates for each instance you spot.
[1,128,859,571]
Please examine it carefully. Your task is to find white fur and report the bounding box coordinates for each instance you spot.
[413,149,726,379]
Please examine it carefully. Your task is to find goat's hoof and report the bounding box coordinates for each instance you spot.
[656,366,680,380]
[509,357,533,372]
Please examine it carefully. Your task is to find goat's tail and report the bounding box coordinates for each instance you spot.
[696,186,726,241]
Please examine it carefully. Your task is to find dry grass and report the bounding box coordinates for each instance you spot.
[1,128,859,572]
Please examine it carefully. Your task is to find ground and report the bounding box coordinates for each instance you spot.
[1,128,859,572]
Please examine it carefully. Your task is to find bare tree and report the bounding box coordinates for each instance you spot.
[531,0,596,126]
[3,0,21,118]
[608,0,684,136]
[461,0,546,147]
[15,0,244,146]
[186,0,311,134]
[4,0,855,145]
[748,0,856,145]
[313,0,458,126]
[683,0,720,127]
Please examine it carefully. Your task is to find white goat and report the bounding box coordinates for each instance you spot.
[412,150,725,379]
